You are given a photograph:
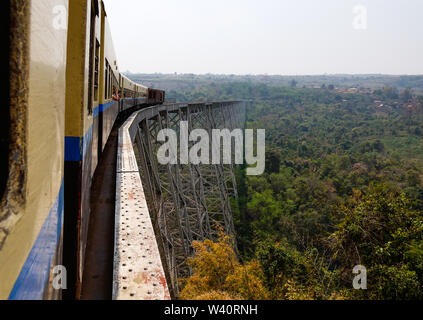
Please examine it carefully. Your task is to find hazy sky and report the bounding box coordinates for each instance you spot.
[102,0,423,75]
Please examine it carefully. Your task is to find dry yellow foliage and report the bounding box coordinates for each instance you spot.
[189,290,240,300]
[179,234,269,300]
[282,280,314,300]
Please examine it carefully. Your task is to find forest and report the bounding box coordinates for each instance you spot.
[164,81,423,300]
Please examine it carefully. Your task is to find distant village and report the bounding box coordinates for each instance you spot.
[330,86,421,113]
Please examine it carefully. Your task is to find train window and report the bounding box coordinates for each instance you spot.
[105,60,109,100]
[87,4,96,115]
[1,1,11,199]
[109,65,112,98]
[107,65,112,99]
[1,118,9,201]
[123,88,134,99]
[94,41,99,101]
[111,72,118,98]
[3,0,28,207]
[93,0,99,16]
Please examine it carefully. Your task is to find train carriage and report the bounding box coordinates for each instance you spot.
[120,75,149,112]
[148,88,166,104]
[2,0,166,300]
[120,75,137,111]
[64,0,102,299]
[98,3,121,154]
[135,83,149,106]
[1,0,68,300]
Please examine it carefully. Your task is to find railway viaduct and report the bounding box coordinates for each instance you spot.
[80,101,246,300]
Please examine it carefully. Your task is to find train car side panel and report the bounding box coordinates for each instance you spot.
[99,5,119,153]
[64,0,98,298]
[2,0,166,300]
[1,0,68,300]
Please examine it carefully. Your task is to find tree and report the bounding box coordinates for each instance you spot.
[400,88,413,102]
[168,80,423,300]
[180,234,269,300]
[265,149,281,174]
[256,240,341,300]
[372,139,385,153]
[382,86,399,100]
[329,186,423,299]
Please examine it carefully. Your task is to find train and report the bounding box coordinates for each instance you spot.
[1,0,165,300]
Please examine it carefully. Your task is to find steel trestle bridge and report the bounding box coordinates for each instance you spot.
[112,101,246,299]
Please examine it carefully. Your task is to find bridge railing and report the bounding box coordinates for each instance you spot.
[113,109,171,300]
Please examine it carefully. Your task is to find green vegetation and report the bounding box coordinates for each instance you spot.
[167,81,423,300]
[130,73,423,96]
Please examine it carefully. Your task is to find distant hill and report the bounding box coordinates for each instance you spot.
[128,73,423,95]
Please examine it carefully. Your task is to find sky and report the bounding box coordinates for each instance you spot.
[102,0,423,75]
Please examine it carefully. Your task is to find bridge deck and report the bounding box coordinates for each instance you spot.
[80,104,170,300]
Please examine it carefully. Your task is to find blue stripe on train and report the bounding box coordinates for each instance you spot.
[65,102,117,162]
[64,125,93,162]
[64,137,81,162]
[8,181,64,300]
[93,101,115,119]
[65,101,116,162]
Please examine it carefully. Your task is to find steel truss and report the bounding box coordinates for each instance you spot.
[133,102,246,295]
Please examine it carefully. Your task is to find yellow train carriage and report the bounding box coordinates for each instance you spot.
[64,0,151,299]
[63,0,128,298]
[135,82,149,104]
[120,74,148,111]
[1,0,68,300]
[121,74,136,110]
[2,0,165,301]
[98,2,120,153]
[64,0,102,299]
